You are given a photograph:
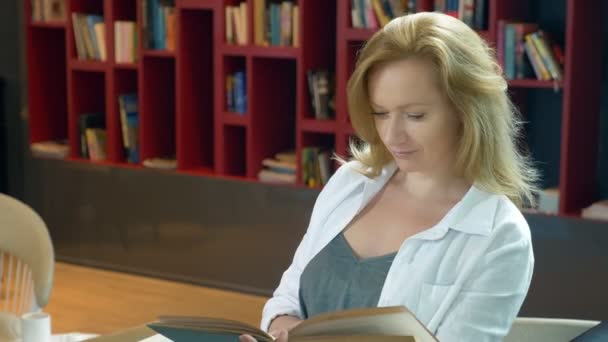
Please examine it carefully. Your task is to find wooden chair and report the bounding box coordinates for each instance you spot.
[0,193,54,340]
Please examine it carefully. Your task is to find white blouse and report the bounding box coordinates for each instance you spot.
[261,161,534,341]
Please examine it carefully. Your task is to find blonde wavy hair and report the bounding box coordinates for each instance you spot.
[343,12,538,208]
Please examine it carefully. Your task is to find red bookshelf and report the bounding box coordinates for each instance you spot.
[25,1,604,216]
[223,112,248,126]
[508,79,564,89]
[29,21,67,29]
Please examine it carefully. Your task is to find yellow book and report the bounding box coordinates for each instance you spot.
[524,33,550,80]
[240,2,248,45]
[254,0,267,45]
[292,5,299,47]
[93,22,106,61]
[372,0,391,27]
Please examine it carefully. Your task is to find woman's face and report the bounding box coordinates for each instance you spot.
[368,57,461,175]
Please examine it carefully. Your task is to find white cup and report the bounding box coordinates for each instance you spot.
[21,312,51,342]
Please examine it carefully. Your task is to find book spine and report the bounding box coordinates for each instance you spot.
[473,0,487,30]
[504,23,516,79]
[532,31,563,80]
[524,33,550,80]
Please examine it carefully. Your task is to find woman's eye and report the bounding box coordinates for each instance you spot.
[371,111,389,117]
[407,112,425,119]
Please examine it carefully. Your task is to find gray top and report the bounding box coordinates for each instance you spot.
[299,232,397,319]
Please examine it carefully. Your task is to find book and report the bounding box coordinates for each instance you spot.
[143,157,177,170]
[571,320,608,341]
[581,200,608,222]
[147,306,437,342]
[258,169,296,184]
[30,140,69,159]
[262,158,296,173]
[538,187,559,214]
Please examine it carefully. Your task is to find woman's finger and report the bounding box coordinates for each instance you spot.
[239,334,258,342]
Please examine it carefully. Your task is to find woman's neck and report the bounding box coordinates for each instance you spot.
[390,169,471,204]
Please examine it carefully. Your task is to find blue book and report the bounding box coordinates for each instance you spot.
[234,71,246,114]
[156,4,166,49]
[271,4,280,46]
[357,0,367,27]
[86,15,104,60]
[504,23,516,79]
[126,115,139,163]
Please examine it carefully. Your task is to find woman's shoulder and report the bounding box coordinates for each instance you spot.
[323,160,369,187]
[472,187,531,243]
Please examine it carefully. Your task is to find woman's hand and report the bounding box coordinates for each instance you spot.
[239,329,288,342]
[239,315,302,342]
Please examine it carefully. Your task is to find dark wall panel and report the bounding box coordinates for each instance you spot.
[25,157,316,296]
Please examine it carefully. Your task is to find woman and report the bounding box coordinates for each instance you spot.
[243,11,537,342]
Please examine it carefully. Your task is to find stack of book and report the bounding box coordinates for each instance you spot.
[143,157,176,170]
[225,3,248,45]
[258,151,297,184]
[253,0,299,47]
[118,94,139,163]
[30,140,69,159]
[351,0,416,29]
[537,187,559,214]
[226,71,247,114]
[302,147,333,188]
[307,69,334,120]
[143,0,176,51]
[72,13,106,61]
[498,22,564,81]
[31,0,66,22]
[114,21,138,63]
[582,201,608,222]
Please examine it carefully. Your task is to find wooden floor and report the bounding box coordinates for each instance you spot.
[45,262,268,335]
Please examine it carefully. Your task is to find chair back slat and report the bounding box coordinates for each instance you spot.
[4,254,13,312]
[17,265,29,315]
[0,252,4,293]
[12,260,22,313]
[0,253,35,316]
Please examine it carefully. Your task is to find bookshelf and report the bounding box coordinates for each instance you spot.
[25,0,604,217]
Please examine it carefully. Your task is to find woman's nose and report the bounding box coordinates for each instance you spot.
[383,114,409,145]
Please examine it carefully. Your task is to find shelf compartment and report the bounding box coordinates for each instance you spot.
[299,132,336,187]
[223,56,247,114]
[141,57,176,161]
[108,69,139,163]
[177,8,214,170]
[68,71,107,159]
[68,0,105,61]
[111,0,136,21]
[222,125,247,177]
[27,26,68,144]
[250,57,297,178]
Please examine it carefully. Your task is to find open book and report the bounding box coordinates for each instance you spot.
[146,306,438,342]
